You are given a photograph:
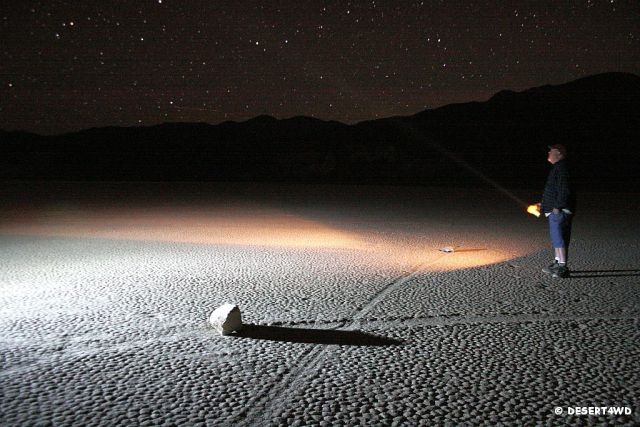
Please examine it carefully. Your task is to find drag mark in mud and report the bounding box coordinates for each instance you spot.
[350,255,449,327]
[237,255,448,425]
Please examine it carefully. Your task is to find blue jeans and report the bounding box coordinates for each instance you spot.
[548,211,572,249]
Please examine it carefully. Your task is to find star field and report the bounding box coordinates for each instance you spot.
[1,1,639,134]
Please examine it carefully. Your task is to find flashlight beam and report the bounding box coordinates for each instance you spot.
[390,119,529,209]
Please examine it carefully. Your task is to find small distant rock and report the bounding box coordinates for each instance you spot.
[209,304,243,336]
[439,246,455,253]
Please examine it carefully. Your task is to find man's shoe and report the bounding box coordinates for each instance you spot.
[552,266,570,278]
[542,261,559,275]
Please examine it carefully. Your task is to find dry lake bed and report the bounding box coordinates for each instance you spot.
[1,182,639,426]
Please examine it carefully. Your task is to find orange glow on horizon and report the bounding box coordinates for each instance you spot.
[0,205,365,250]
[0,204,537,271]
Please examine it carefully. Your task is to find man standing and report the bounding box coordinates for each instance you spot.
[540,144,575,278]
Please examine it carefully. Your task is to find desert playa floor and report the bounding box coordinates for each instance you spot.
[1,182,639,426]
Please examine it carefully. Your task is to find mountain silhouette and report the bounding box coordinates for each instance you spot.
[1,72,639,189]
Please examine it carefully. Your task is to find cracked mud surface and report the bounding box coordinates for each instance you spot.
[1,182,639,426]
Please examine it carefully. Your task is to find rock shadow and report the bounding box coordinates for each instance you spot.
[234,324,402,346]
[570,269,640,278]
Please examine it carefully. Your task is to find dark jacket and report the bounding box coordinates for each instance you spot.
[541,159,576,213]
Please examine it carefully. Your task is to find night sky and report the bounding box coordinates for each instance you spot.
[2,1,639,134]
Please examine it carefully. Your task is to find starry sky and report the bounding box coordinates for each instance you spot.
[1,1,639,134]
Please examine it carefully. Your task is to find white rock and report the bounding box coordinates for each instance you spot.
[209,304,243,336]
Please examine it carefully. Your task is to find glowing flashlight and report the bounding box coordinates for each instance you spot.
[527,204,541,217]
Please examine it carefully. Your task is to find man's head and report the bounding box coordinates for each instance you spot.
[547,144,567,164]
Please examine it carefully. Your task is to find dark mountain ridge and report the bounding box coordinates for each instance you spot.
[1,72,639,190]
